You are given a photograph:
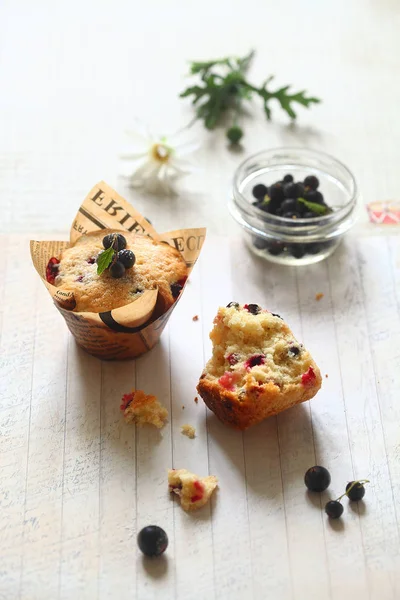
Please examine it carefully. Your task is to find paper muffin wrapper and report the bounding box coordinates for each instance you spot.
[30,181,206,360]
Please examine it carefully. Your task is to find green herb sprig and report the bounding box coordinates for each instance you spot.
[96,234,120,276]
[298,198,331,215]
[96,245,114,275]
[180,50,321,144]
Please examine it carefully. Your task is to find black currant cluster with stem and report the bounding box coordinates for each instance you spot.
[304,466,370,520]
[325,479,370,519]
[180,50,321,145]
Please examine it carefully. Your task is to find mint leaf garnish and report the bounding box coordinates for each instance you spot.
[298,198,330,215]
[96,245,115,275]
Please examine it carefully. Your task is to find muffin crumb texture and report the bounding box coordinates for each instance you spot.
[181,424,196,439]
[121,390,168,429]
[197,303,322,429]
[168,469,218,511]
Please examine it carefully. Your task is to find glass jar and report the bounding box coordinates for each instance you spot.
[229,147,359,265]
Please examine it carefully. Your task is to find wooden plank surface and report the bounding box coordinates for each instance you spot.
[0,234,399,600]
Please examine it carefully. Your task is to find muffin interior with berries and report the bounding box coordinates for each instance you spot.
[168,469,218,511]
[120,390,168,429]
[52,229,188,313]
[197,303,322,429]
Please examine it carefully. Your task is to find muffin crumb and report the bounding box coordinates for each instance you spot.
[181,424,196,439]
[168,468,217,511]
[121,390,168,428]
[325,374,329,378]
[315,293,324,301]
[192,315,199,321]
[194,396,199,404]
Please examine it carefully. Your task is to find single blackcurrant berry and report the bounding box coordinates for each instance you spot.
[280,198,297,213]
[289,244,306,259]
[244,304,261,315]
[252,184,269,200]
[118,249,136,269]
[170,282,183,298]
[325,500,344,519]
[269,183,285,204]
[304,190,324,205]
[245,354,265,369]
[137,525,168,557]
[345,480,369,501]
[103,233,127,251]
[283,174,294,184]
[288,345,300,357]
[110,261,126,278]
[284,182,304,199]
[253,237,269,250]
[304,466,331,492]
[307,242,324,254]
[304,175,319,190]
[268,242,285,256]
[227,302,240,309]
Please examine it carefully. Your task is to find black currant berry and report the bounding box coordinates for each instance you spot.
[110,261,126,278]
[289,244,306,259]
[304,466,331,492]
[284,182,304,199]
[280,199,297,213]
[244,304,261,315]
[253,237,269,250]
[252,184,269,200]
[304,175,319,190]
[118,249,136,269]
[103,233,127,251]
[346,481,367,501]
[170,282,183,298]
[137,525,168,557]
[268,182,284,203]
[283,174,294,184]
[268,242,285,256]
[304,190,324,205]
[325,500,344,519]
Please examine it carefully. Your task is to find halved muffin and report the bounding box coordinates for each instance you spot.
[197,303,322,430]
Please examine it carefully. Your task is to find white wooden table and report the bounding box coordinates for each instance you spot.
[1,1,400,599]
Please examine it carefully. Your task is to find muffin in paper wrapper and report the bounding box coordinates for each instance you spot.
[30,181,206,360]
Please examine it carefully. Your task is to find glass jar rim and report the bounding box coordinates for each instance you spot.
[231,147,359,243]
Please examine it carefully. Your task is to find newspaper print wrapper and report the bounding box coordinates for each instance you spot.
[30,181,206,360]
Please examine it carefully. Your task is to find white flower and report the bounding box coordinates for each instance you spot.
[120,122,199,196]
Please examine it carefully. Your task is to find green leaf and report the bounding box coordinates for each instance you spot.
[236,49,255,73]
[298,198,330,215]
[189,57,231,75]
[96,245,115,275]
[179,50,321,143]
